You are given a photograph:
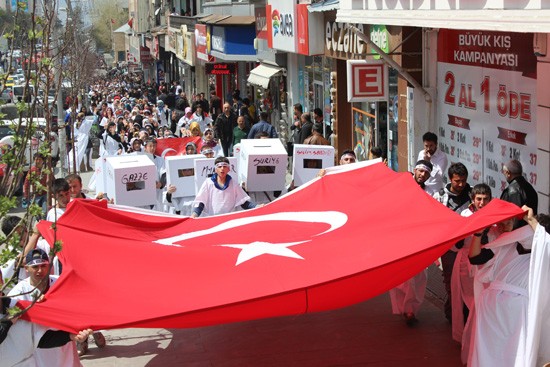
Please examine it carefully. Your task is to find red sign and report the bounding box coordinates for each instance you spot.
[497,127,527,145]
[346,60,388,102]
[437,30,536,78]
[447,115,471,130]
[195,24,214,62]
[140,46,153,63]
[296,4,309,55]
[255,6,267,40]
[205,63,236,75]
[126,51,137,63]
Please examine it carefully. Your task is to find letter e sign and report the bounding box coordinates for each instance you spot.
[346,60,389,102]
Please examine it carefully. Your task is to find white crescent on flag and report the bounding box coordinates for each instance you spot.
[153,211,348,246]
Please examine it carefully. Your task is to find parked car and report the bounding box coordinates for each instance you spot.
[12,84,34,102]
[0,120,16,140]
[13,74,25,85]
[5,76,15,87]
[0,88,13,103]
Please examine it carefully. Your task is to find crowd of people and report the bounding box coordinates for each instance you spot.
[1,70,549,366]
[387,132,549,367]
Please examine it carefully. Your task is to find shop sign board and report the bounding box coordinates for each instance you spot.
[437,29,537,197]
[195,24,214,62]
[296,4,324,56]
[166,30,177,53]
[267,0,296,52]
[126,51,137,63]
[324,12,368,60]
[346,60,389,102]
[140,46,152,63]
[370,25,389,59]
[178,26,195,66]
[153,36,160,59]
[211,26,225,53]
[255,6,268,40]
[205,63,236,75]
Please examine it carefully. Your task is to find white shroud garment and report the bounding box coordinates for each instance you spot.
[469,225,534,367]
[522,224,550,367]
[452,208,499,364]
[389,270,427,315]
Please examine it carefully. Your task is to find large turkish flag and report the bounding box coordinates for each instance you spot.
[21,162,523,332]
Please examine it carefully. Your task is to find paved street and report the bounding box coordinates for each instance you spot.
[80,293,461,367]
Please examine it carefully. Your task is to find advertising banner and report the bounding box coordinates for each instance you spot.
[437,29,537,197]
[255,6,268,40]
[267,0,296,52]
[195,24,213,62]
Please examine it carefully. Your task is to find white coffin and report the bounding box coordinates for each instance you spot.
[165,154,203,198]
[238,138,288,192]
[292,144,335,186]
[194,157,238,193]
[105,155,157,206]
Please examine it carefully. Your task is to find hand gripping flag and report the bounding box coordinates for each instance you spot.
[21,162,524,332]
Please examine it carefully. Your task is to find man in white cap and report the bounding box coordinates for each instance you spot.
[1,268,92,367]
[8,249,83,366]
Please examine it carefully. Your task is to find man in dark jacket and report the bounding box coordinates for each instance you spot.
[433,162,472,323]
[501,159,538,228]
[210,91,222,120]
[298,113,314,144]
[248,111,277,139]
[214,103,237,157]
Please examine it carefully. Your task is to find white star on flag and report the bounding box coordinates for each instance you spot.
[220,241,308,265]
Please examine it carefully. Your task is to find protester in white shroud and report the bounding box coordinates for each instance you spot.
[192,157,257,217]
[176,107,193,137]
[100,122,123,157]
[468,207,550,367]
[452,183,499,364]
[389,160,433,326]
[188,104,213,133]
[67,113,94,172]
[143,137,166,211]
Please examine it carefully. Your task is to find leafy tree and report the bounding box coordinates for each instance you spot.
[90,0,129,52]
[0,0,98,321]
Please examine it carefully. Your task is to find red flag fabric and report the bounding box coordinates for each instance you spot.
[127,18,133,28]
[110,18,115,24]
[22,163,523,332]
[154,136,202,157]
